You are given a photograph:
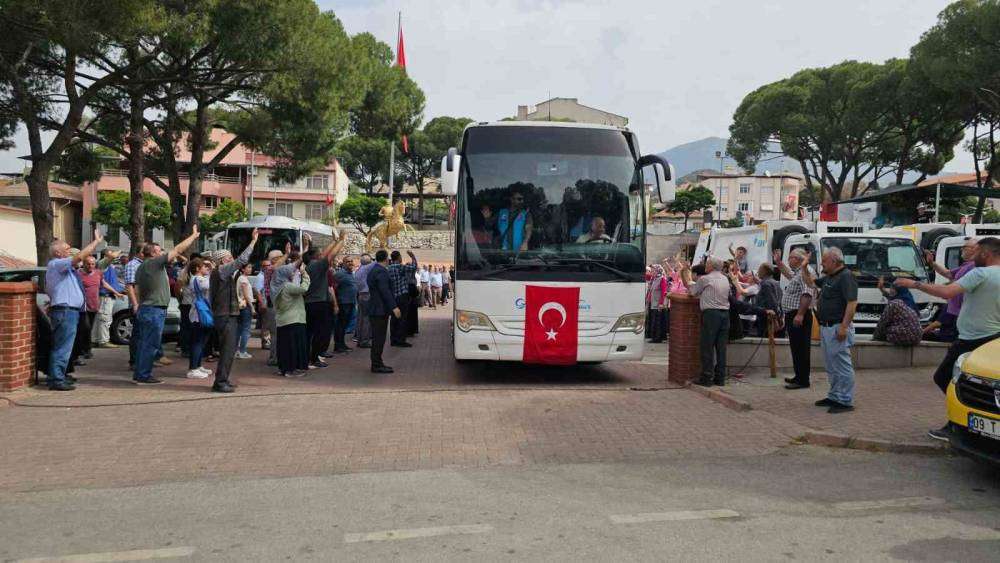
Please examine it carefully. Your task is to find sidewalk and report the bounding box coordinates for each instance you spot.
[705,366,949,452]
[2,305,675,408]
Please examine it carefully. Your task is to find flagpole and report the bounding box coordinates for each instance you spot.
[387,10,402,207]
[387,143,395,206]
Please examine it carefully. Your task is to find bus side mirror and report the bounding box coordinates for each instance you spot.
[638,154,676,203]
[440,147,460,196]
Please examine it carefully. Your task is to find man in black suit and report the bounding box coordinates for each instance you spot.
[366,250,401,373]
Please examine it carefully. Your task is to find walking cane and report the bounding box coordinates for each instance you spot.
[768,315,777,379]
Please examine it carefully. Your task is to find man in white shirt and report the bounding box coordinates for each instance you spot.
[430,267,443,307]
[419,266,433,307]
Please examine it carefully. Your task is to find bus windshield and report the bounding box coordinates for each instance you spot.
[821,237,929,281]
[456,126,645,282]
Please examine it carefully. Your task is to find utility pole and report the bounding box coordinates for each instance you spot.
[247,150,255,220]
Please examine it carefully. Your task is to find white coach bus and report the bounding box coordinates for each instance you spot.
[223,215,335,274]
[438,121,675,363]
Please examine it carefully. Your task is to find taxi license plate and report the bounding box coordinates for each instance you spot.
[968,413,1000,441]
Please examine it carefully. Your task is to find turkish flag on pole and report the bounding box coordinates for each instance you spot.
[396,20,409,154]
[523,285,579,365]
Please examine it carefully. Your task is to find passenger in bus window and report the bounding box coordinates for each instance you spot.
[496,185,533,251]
[473,204,496,247]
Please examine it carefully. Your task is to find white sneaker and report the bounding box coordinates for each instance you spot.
[236,352,252,359]
[186,368,208,379]
[198,367,213,376]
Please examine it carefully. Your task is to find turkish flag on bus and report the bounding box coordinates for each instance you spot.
[523,285,579,365]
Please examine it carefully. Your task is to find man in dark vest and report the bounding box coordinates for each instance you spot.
[209,228,260,393]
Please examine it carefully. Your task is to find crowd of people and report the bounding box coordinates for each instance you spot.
[41,227,450,392]
[647,235,1000,424]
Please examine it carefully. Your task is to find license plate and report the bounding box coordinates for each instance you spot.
[968,413,1000,441]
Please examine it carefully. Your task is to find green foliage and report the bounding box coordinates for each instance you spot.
[338,193,387,235]
[199,199,247,235]
[54,143,112,184]
[983,208,1000,223]
[92,190,171,233]
[667,185,716,229]
[911,0,1000,219]
[349,33,425,140]
[727,59,965,201]
[337,135,390,195]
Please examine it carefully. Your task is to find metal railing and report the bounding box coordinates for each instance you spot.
[100,169,242,184]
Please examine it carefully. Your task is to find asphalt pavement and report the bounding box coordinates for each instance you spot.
[1,447,997,562]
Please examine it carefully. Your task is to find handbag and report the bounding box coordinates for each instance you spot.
[810,310,820,341]
[193,278,214,328]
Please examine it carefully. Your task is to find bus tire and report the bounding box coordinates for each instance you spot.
[920,227,960,252]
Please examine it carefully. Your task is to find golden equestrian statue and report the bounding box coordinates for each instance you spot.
[366,200,412,252]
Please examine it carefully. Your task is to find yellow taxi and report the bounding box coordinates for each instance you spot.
[946,339,1000,465]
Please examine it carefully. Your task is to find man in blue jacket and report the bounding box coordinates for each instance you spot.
[367,249,401,374]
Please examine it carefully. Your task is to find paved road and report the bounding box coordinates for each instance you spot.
[1,448,997,562]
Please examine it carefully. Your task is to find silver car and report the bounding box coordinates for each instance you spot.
[0,267,181,345]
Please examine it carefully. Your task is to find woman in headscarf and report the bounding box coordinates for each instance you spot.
[873,277,922,346]
[647,265,669,343]
[186,258,212,379]
[272,254,311,377]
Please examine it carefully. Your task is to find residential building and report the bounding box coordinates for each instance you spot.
[686,171,803,223]
[83,128,349,248]
[514,98,628,127]
[0,205,40,264]
[0,181,83,253]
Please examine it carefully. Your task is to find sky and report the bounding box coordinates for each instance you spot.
[0,0,971,174]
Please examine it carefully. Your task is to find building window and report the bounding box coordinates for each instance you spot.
[719,204,728,213]
[737,202,753,213]
[202,196,219,209]
[739,183,751,194]
[760,187,774,201]
[305,175,329,190]
[268,202,293,217]
[304,203,327,220]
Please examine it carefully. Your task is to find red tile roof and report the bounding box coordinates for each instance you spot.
[0,250,35,268]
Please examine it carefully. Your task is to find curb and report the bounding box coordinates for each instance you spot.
[686,383,752,412]
[684,384,949,455]
[803,430,948,455]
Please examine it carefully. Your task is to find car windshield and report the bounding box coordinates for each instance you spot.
[456,126,645,282]
[821,237,929,280]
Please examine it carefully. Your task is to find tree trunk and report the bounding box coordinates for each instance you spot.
[417,191,424,231]
[184,101,210,240]
[25,167,55,265]
[126,91,146,256]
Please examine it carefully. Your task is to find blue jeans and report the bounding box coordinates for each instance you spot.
[237,307,252,354]
[133,305,166,381]
[48,307,80,385]
[189,322,208,370]
[820,324,855,405]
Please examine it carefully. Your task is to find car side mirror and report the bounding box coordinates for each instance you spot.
[440,147,460,196]
[638,154,676,203]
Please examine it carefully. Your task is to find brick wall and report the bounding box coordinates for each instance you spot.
[668,293,701,385]
[0,282,37,392]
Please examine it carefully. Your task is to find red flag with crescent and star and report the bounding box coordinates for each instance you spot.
[523,285,579,365]
[396,22,409,154]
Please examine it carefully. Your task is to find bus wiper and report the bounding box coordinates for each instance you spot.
[470,263,547,280]
[548,258,634,281]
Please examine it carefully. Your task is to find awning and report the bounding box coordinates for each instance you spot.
[838,182,999,204]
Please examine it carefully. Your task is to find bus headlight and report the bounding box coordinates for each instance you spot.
[612,312,645,334]
[456,310,495,332]
[951,352,970,385]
